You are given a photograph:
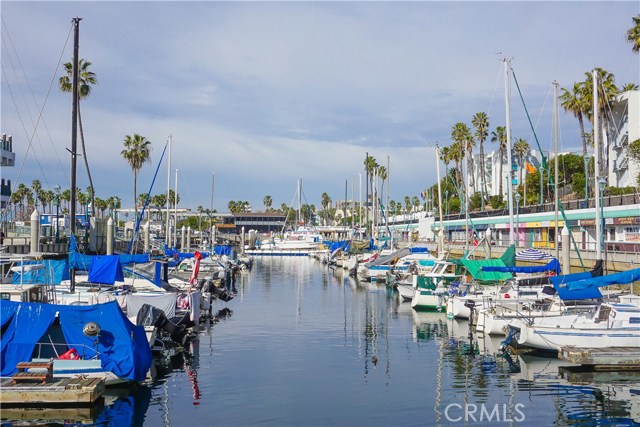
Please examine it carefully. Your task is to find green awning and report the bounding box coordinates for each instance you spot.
[460,258,513,283]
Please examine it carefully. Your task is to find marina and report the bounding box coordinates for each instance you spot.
[1,3,639,426]
[1,257,639,426]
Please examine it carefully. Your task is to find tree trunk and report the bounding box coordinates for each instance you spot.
[480,141,487,204]
[133,170,138,225]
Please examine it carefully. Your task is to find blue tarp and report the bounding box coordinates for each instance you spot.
[88,255,125,284]
[213,245,232,256]
[0,300,152,381]
[482,258,561,275]
[11,259,70,285]
[68,235,150,270]
[552,267,640,301]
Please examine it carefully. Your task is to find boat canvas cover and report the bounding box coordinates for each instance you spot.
[501,245,516,267]
[0,300,152,381]
[213,245,233,256]
[552,267,640,301]
[365,248,411,268]
[88,255,125,284]
[12,259,70,285]
[460,258,512,283]
[68,234,150,270]
[125,293,178,319]
[481,258,561,275]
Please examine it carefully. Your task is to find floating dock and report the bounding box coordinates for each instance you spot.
[0,376,105,406]
[558,346,640,371]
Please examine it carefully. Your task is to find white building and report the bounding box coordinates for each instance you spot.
[464,90,640,198]
[607,90,640,188]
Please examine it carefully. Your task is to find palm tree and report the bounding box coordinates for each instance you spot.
[31,180,43,212]
[491,126,507,197]
[363,155,378,225]
[472,112,490,203]
[560,82,589,156]
[263,195,273,212]
[121,133,152,223]
[513,138,530,205]
[627,14,640,53]
[59,59,98,208]
[321,192,331,225]
[620,82,639,92]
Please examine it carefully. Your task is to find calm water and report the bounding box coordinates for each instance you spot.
[3,257,639,426]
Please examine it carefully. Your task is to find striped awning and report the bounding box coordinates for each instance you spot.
[516,248,554,261]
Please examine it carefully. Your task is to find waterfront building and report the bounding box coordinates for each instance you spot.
[1,133,15,212]
[608,90,640,188]
[464,90,640,198]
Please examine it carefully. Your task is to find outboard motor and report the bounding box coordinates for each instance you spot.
[136,304,189,346]
[212,285,234,302]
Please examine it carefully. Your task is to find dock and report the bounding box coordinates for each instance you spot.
[558,346,640,371]
[0,376,105,407]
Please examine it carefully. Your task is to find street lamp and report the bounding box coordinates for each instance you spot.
[515,193,522,247]
[599,177,606,252]
[54,185,61,242]
[584,153,591,206]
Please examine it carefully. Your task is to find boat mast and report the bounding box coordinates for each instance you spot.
[504,58,515,246]
[436,144,444,256]
[593,69,603,261]
[70,17,81,294]
[297,178,302,225]
[553,81,560,261]
[166,134,172,246]
[464,142,469,253]
[173,169,178,248]
[386,155,390,247]
[210,171,214,249]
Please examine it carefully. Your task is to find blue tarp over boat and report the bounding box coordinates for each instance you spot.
[0,300,152,381]
[11,259,70,285]
[481,258,561,275]
[551,267,640,300]
[68,235,150,270]
[88,255,125,284]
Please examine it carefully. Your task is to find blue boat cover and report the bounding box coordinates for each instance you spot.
[88,255,125,284]
[68,235,150,270]
[213,245,233,256]
[12,259,70,285]
[482,258,561,275]
[0,300,152,381]
[552,267,640,300]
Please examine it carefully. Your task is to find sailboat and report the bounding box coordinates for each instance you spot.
[255,179,323,254]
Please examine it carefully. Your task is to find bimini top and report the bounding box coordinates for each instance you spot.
[551,267,640,300]
[0,300,152,381]
[481,258,561,275]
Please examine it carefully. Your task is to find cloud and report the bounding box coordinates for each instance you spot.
[1,1,638,211]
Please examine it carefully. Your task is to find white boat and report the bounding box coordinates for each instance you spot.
[517,302,640,351]
[411,260,462,311]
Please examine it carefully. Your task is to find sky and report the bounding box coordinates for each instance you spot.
[2,1,639,213]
